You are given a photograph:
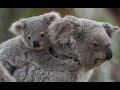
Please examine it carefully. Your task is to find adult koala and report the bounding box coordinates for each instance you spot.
[0,12,61,82]
[48,15,120,82]
[12,15,120,82]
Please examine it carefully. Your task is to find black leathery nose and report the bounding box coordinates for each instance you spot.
[105,44,112,60]
[33,41,40,47]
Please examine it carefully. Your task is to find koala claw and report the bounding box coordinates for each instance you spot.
[0,74,16,82]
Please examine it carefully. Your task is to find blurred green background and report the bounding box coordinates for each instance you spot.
[0,8,120,82]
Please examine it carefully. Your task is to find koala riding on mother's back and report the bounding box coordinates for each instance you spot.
[0,12,61,82]
[0,12,119,82]
[12,15,120,82]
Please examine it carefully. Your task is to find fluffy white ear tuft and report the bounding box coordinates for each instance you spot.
[43,11,61,24]
[102,23,120,38]
[9,21,25,35]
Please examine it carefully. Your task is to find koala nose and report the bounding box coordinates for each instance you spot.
[105,44,112,60]
[33,41,40,47]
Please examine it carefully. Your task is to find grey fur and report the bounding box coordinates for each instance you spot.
[9,11,61,50]
[0,13,119,82]
[0,12,62,82]
[13,15,119,82]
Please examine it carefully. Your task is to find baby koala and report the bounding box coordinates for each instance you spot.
[9,11,61,50]
[0,11,61,79]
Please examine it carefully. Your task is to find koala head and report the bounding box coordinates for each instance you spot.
[49,15,120,70]
[9,12,61,50]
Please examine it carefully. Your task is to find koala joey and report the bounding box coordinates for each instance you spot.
[9,11,61,50]
[0,12,61,77]
[12,15,120,82]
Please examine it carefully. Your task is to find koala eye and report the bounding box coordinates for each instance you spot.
[27,36,31,40]
[40,32,45,37]
[93,42,98,47]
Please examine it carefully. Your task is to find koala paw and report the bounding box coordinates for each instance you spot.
[0,74,16,82]
[0,73,16,82]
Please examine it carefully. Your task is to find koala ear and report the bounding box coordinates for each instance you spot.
[43,11,61,25]
[102,23,120,38]
[9,21,25,35]
[49,18,73,44]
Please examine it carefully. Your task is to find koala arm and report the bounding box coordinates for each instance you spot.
[0,48,27,75]
[0,36,27,75]
[0,62,16,82]
[0,50,17,75]
[0,48,15,75]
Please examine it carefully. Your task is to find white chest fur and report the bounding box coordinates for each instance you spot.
[76,68,93,82]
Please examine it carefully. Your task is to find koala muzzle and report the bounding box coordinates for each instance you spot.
[105,44,112,60]
[33,41,40,47]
